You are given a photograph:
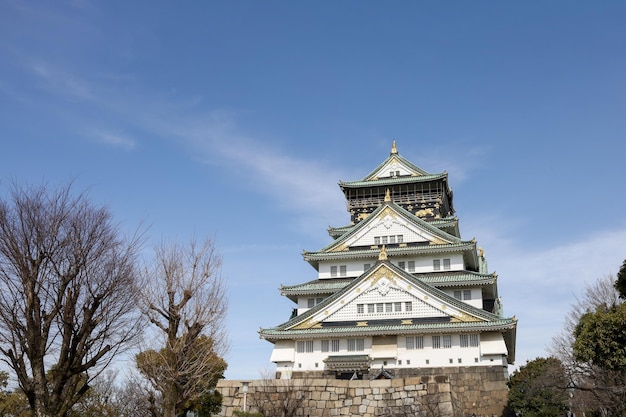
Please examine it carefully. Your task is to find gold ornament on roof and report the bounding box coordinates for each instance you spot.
[391,140,398,154]
[379,245,388,261]
[384,189,391,202]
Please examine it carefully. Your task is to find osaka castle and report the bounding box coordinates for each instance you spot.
[259,142,517,380]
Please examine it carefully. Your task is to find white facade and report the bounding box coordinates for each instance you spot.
[259,145,516,379]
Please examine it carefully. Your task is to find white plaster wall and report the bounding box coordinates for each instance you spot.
[317,253,465,279]
[270,340,295,362]
[442,287,483,309]
[318,259,377,279]
[276,333,506,372]
[372,160,415,178]
[480,332,508,355]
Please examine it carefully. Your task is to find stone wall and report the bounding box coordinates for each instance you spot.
[215,366,508,416]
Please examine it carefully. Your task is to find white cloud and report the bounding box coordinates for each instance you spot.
[27,61,93,101]
[473,220,626,369]
[92,131,137,150]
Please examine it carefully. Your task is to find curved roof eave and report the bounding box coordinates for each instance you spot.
[339,173,447,188]
[303,241,477,262]
[259,319,517,340]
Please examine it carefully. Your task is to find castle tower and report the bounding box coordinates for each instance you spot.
[259,142,516,383]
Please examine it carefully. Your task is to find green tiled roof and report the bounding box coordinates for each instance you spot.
[303,241,477,262]
[260,318,517,339]
[360,152,431,180]
[310,201,465,256]
[329,217,460,239]
[324,355,370,363]
[280,271,496,298]
[339,173,447,188]
[260,260,512,340]
[280,278,353,301]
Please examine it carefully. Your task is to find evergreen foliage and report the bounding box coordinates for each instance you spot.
[505,357,569,417]
[573,303,626,371]
[615,258,626,299]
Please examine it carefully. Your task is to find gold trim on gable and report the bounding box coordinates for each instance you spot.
[291,318,320,330]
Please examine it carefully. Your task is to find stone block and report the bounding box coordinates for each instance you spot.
[370,379,391,388]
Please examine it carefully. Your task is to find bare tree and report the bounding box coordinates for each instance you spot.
[249,371,309,417]
[0,182,143,417]
[136,238,228,417]
[550,274,626,416]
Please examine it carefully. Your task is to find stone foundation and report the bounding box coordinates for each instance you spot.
[216,366,508,416]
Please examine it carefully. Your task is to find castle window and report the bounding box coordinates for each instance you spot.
[470,334,479,347]
[364,263,371,271]
[443,335,452,349]
[357,304,364,314]
[330,266,338,277]
[406,336,423,350]
[398,261,405,270]
[297,341,314,353]
[367,304,375,313]
[405,301,413,312]
[432,336,441,349]
[376,303,384,313]
[397,235,404,243]
[339,265,347,277]
[322,339,340,353]
[443,258,451,270]
[348,338,364,352]
[460,334,469,348]
[394,302,402,312]
[408,261,415,272]
[433,259,441,271]
[434,258,451,271]
[317,297,323,304]
[385,303,393,312]
[374,237,381,245]
[382,236,388,244]
[455,290,472,301]
[406,337,414,350]
[389,235,396,244]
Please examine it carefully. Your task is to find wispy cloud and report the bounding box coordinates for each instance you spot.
[27,61,93,101]
[163,112,350,234]
[91,131,137,151]
[472,218,626,368]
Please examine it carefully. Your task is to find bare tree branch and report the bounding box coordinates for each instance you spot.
[0,181,144,417]
[136,237,228,417]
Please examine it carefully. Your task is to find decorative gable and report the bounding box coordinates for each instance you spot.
[288,263,484,331]
[366,155,424,180]
[329,204,456,252]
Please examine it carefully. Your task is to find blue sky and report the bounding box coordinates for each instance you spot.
[1,1,626,380]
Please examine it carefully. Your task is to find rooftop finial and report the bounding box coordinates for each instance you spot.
[378,245,388,261]
[391,140,398,154]
[384,189,391,202]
